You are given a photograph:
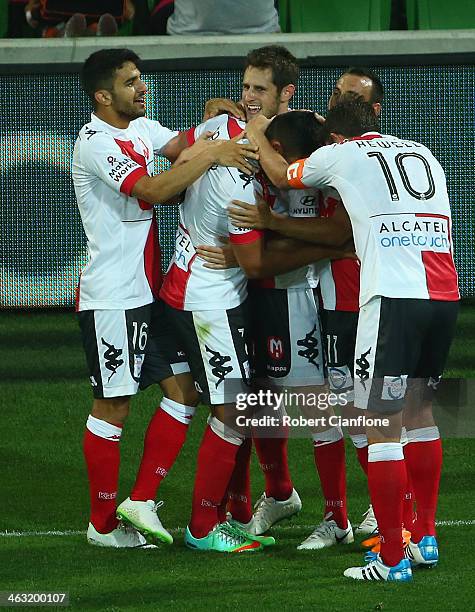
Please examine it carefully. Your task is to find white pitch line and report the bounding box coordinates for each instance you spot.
[1,520,474,538]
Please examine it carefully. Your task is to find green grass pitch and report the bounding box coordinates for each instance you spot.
[0,302,474,611]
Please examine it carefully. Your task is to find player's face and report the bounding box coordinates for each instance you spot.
[241,66,282,121]
[110,61,147,121]
[328,73,375,110]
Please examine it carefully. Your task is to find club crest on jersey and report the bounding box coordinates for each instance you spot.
[328,365,352,390]
[381,375,408,400]
[268,337,284,360]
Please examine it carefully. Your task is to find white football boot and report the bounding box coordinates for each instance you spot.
[355,504,379,536]
[248,488,302,535]
[116,498,173,545]
[297,513,354,550]
[344,554,413,582]
[87,522,156,548]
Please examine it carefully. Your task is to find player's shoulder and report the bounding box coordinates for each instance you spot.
[197,114,246,140]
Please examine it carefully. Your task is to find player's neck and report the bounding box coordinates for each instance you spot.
[94,108,131,130]
[277,102,290,115]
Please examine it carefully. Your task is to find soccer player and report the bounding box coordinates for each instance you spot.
[229,69,416,546]
[73,48,258,548]
[200,46,326,536]
[159,109,346,552]
[286,99,459,581]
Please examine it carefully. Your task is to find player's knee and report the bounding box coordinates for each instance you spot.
[91,396,130,425]
[160,374,199,407]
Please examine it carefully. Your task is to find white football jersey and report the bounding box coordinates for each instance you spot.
[73,113,178,311]
[160,115,263,311]
[252,177,320,290]
[288,133,459,306]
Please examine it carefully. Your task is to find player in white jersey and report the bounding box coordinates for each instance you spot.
[159,110,342,552]
[286,99,459,581]
[200,47,321,535]
[73,48,259,548]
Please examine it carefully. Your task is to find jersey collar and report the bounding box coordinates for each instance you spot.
[90,112,130,137]
[350,132,382,141]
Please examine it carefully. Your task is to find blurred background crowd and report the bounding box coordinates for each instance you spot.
[3,0,469,40]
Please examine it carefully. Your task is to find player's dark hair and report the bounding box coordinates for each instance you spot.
[245,45,299,92]
[343,66,384,103]
[82,48,141,105]
[265,111,325,161]
[323,99,380,139]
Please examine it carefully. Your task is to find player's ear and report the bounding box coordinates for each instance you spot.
[372,102,382,117]
[95,89,112,107]
[330,132,346,144]
[280,84,295,104]
[269,139,284,155]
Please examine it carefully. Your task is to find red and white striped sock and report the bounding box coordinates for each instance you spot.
[83,415,122,534]
[131,398,195,501]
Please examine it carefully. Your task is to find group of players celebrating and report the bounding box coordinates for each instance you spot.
[72,44,459,583]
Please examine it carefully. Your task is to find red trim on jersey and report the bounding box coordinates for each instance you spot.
[350,133,383,141]
[287,159,307,189]
[115,138,152,208]
[159,224,196,309]
[120,167,148,197]
[227,117,243,139]
[320,192,360,311]
[229,229,264,244]
[159,254,197,310]
[144,211,162,299]
[421,251,459,301]
[331,259,360,311]
[185,127,196,146]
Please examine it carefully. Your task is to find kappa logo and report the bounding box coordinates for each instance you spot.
[205,346,233,388]
[238,171,254,188]
[85,128,98,140]
[297,325,320,368]
[355,347,372,390]
[268,337,284,360]
[101,338,124,382]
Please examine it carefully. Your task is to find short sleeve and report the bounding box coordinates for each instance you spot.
[80,131,147,196]
[287,147,331,190]
[228,173,264,244]
[140,118,179,155]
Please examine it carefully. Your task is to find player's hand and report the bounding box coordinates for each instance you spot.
[173,131,216,166]
[211,133,259,175]
[228,195,281,230]
[203,98,246,121]
[245,115,273,144]
[196,237,238,269]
